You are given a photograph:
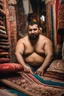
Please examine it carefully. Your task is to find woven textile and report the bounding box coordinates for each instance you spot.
[0,20,4,25]
[0,58,10,63]
[46,0,62,59]
[0,25,6,30]
[0,34,8,39]
[47,60,64,73]
[58,0,64,35]
[0,89,17,96]
[0,63,23,74]
[1,72,64,96]
[0,52,9,57]
[0,45,9,49]
[44,60,64,80]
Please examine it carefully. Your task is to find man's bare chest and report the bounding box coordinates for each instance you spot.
[24,43,45,56]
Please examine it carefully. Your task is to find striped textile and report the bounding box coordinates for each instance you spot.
[0,71,64,96]
[58,0,64,35]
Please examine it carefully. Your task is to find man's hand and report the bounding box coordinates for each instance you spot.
[35,67,45,76]
[24,66,33,74]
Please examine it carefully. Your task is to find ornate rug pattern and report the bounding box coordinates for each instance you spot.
[0,72,64,96]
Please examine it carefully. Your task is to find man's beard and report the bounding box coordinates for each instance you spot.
[29,34,39,40]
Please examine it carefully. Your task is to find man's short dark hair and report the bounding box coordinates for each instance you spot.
[28,21,40,28]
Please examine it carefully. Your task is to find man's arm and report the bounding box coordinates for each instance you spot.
[41,39,53,70]
[15,39,33,73]
[35,39,53,76]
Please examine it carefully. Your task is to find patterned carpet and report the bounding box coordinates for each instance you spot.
[0,72,64,96]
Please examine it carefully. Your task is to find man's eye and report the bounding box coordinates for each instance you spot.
[29,29,37,31]
[29,29,32,31]
[33,29,37,31]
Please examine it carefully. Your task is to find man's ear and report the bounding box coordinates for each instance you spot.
[39,27,42,34]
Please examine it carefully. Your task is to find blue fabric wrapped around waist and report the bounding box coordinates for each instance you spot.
[27,64,40,71]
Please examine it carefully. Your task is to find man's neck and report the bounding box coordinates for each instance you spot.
[28,35,40,45]
[31,39,38,44]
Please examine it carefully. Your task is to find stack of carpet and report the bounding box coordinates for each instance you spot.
[0,0,10,63]
[44,60,64,81]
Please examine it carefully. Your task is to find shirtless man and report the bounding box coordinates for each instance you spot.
[15,21,53,76]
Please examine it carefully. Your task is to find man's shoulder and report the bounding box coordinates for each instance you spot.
[18,35,28,43]
[40,35,48,40]
[40,35,52,42]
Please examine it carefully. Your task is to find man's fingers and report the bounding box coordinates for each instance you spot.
[35,71,44,76]
[24,68,33,74]
[35,71,40,75]
[40,71,44,76]
[30,70,33,74]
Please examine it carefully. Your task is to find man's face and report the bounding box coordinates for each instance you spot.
[28,24,39,40]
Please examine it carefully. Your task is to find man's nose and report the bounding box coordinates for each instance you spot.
[31,30,34,33]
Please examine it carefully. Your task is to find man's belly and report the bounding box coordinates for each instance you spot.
[24,53,45,66]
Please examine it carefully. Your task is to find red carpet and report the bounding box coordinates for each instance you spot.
[0,72,64,96]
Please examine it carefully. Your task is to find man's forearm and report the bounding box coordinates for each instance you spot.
[15,53,27,68]
[41,55,53,70]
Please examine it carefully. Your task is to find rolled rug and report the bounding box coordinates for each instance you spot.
[0,34,8,39]
[0,49,9,52]
[0,0,3,3]
[0,63,23,74]
[58,2,64,35]
[0,2,3,9]
[0,9,5,16]
[0,58,10,63]
[0,45,9,50]
[0,39,8,42]
[0,25,6,31]
[0,52,9,57]
[0,29,6,34]
[0,16,4,21]
[0,20,4,25]
[0,41,9,45]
